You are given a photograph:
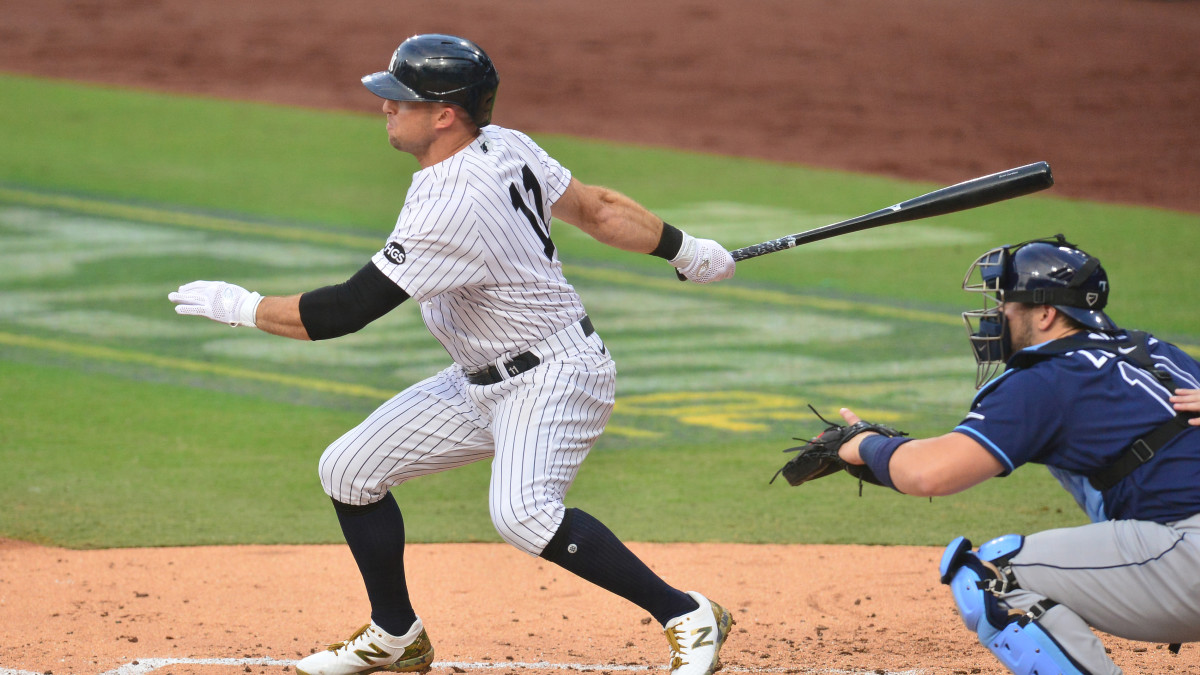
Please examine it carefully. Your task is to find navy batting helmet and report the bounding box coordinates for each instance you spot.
[362,34,499,127]
[962,234,1116,386]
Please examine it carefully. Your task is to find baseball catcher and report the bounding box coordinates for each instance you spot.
[771,406,907,488]
[771,236,1200,675]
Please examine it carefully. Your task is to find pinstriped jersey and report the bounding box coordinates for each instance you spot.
[371,125,587,369]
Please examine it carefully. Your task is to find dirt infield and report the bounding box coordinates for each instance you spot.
[2,0,1198,213]
[2,538,1195,675]
[2,2,1199,674]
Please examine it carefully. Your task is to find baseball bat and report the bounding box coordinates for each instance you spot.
[729,161,1054,262]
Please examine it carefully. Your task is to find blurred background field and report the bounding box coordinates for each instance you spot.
[1,74,1196,550]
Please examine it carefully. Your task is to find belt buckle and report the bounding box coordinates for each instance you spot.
[501,351,541,380]
[1130,439,1155,463]
[468,343,552,386]
[494,354,516,380]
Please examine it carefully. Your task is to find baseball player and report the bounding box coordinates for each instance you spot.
[168,34,735,675]
[829,235,1200,674]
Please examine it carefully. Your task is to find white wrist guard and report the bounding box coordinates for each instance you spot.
[669,233,698,268]
[237,292,263,328]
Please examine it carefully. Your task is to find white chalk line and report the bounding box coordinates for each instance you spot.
[0,658,925,675]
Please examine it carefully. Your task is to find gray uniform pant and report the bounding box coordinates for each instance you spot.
[998,512,1200,674]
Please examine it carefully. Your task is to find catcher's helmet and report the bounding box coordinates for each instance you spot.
[962,234,1116,386]
[362,34,499,127]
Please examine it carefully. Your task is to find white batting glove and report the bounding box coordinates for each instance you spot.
[168,280,262,328]
[671,234,736,284]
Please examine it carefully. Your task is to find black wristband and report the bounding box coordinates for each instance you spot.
[650,222,685,260]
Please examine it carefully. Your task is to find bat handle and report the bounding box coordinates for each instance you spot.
[679,244,764,277]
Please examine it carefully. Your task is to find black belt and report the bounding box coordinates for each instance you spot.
[466,316,594,386]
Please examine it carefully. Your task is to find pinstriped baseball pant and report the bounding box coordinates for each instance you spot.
[318,321,614,555]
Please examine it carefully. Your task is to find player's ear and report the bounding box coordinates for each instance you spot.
[1037,305,1062,331]
[433,104,463,131]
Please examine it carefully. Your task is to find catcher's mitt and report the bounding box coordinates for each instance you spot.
[771,406,908,488]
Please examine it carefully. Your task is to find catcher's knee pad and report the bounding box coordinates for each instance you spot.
[939,535,1021,637]
[939,535,1089,675]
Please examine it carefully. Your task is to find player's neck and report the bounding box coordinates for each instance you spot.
[415,128,481,169]
[1042,325,1083,344]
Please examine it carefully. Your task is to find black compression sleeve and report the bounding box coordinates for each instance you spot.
[298,263,409,340]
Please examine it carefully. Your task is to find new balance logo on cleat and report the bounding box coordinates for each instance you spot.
[296,620,434,675]
[353,642,391,665]
[691,626,714,648]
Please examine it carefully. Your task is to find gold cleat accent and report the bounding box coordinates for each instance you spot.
[665,593,734,675]
[296,622,434,675]
[382,629,434,673]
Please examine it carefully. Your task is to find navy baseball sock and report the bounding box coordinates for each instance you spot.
[332,492,418,637]
[539,508,699,626]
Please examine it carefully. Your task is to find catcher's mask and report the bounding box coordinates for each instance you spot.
[961,234,1116,387]
[362,34,500,128]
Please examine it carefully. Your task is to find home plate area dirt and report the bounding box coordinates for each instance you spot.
[1,540,1195,674]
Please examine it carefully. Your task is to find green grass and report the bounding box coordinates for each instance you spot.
[4,72,1198,336]
[0,73,1193,549]
[0,359,1085,548]
[0,74,399,229]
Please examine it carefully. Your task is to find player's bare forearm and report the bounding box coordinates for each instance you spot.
[554,177,734,284]
[884,434,1005,496]
[553,179,662,253]
[584,187,664,252]
[254,294,312,340]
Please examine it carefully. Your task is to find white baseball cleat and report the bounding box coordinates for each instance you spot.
[664,591,735,675]
[296,619,434,675]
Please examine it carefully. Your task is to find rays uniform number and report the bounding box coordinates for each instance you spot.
[509,164,555,260]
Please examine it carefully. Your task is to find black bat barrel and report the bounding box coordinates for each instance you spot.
[729,161,1053,262]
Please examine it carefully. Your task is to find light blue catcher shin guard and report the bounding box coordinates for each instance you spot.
[939,535,1091,675]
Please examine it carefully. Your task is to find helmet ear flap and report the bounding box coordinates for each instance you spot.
[469,73,500,127]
